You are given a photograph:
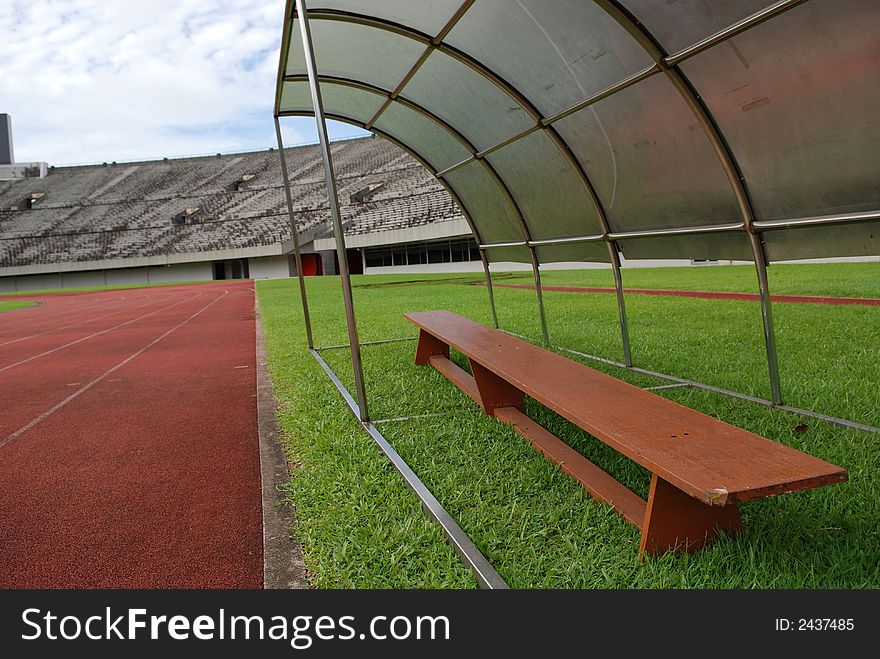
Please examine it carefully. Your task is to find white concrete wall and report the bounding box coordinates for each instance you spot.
[105,268,150,287]
[20,273,63,290]
[147,261,212,283]
[249,255,291,280]
[60,270,107,288]
[0,261,213,292]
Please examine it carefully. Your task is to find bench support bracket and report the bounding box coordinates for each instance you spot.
[415,329,450,365]
[468,359,525,414]
[639,474,743,559]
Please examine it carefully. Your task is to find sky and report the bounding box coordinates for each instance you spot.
[1,0,368,165]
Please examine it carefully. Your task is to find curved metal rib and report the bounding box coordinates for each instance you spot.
[591,0,782,404]
[280,74,537,253]
[282,3,800,391]
[286,8,648,352]
[281,70,547,339]
[280,108,501,326]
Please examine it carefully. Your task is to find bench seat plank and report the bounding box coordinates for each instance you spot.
[406,311,847,506]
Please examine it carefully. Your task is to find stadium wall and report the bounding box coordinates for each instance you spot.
[0,254,295,292]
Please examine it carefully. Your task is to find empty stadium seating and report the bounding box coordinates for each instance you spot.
[0,137,461,269]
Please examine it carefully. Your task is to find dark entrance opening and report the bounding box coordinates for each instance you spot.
[347,249,364,276]
[213,259,250,280]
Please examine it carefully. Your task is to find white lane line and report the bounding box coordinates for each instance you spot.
[0,291,229,450]
[0,293,176,347]
[0,291,204,374]
[0,296,120,335]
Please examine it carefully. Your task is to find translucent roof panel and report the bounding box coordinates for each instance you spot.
[443,160,525,245]
[555,73,742,233]
[485,130,604,241]
[286,18,425,91]
[618,232,753,262]
[402,50,535,151]
[682,0,880,223]
[280,80,385,125]
[483,244,532,265]
[445,0,651,117]
[372,101,473,172]
[622,0,776,54]
[306,0,464,36]
[278,2,880,264]
[763,223,880,262]
[535,242,610,264]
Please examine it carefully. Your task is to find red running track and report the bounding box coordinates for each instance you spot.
[485,283,880,307]
[0,281,263,588]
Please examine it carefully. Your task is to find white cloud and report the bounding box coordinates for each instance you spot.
[1,0,367,164]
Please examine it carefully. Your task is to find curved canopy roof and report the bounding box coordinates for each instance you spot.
[275,0,880,264]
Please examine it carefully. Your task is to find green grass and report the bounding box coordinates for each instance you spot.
[256,262,880,589]
[0,280,209,296]
[0,300,37,312]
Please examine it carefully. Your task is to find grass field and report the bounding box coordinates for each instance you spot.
[257,262,879,589]
[0,300,37,312]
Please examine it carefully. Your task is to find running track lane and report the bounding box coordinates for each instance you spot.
[482,283,880,307]
[0,281,263,588]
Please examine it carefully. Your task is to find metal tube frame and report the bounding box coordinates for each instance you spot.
[278,1,511,588]
[277,1,833,409]
[281,104,504,336]
[269,0,880,593]
[281,72,546,337]
[608,243,633,367]
[274,116,315,349]
[480,249,499,329]
[529,248,550,345]
[275,0,880,422]
[295,0,369,421]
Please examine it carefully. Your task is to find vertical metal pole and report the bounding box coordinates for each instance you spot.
[275,116,314,349]
[295,0,369,421]
[479,249,499,329]
[529,247,550,345]
[607,242,633,367]
[748,232,782,405]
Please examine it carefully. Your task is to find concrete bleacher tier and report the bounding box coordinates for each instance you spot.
[0,137,458,269]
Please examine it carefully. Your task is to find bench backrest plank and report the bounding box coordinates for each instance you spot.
[405,311,846,506]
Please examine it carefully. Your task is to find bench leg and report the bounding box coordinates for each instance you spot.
[639,474,743,559]
[468,358,525,415]
[414,329,449,365]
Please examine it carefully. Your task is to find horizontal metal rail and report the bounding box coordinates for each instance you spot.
[495,329,879,434]
[478,209,880,250]
[559,347,880,435]
[754,210,880,231]
[373,408,481,425]
[665,0,810,66]
[644,383,691,392]
[310,349,508,589]
[316,337,417,352]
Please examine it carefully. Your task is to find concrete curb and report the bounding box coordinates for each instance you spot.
[255,302,309,589]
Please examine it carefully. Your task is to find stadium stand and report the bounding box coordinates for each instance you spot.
[0,136,469,290]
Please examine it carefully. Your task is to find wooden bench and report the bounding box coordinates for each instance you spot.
[405,310,848,558]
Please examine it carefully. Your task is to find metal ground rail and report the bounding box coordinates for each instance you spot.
[310,348,508,590]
